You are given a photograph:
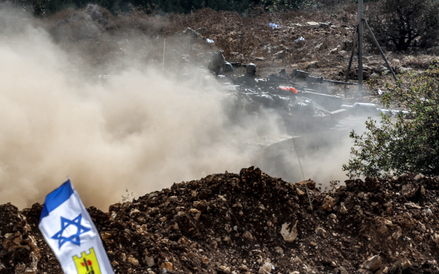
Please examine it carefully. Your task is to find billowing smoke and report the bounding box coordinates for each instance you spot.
[0,5,359,210]
[0,5,283,209]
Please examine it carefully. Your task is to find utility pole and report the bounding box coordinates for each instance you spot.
[345,0,396,94]
[358,0,363,91]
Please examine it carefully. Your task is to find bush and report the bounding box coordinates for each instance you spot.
[366,0,439,51]
[261,0,360,12]
[343,61,439,178]
[262,0,302,11]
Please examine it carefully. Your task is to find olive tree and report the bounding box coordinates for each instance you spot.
[343,62,439,178]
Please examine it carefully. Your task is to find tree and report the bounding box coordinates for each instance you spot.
[366,0,439,51]
[2,0,49,15]
[262,0,302,11]
[343,61,439,178]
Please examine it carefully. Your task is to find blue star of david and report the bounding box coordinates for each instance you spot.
[51,214,91,249]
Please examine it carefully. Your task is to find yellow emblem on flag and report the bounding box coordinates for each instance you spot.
[73,247,101,274]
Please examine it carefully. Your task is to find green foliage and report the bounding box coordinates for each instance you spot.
[261,0,359,11]
[2,0,49,15]
[32,0,49,15]
[343,62,439,178]
[366,0,439,51]
[262,0,302,11]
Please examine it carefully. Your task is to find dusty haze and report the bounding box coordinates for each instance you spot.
[0,5,355,210]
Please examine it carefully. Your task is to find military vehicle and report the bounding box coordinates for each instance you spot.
[208,52,402,182]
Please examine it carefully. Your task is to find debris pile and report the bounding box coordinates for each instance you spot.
[2,167,439,273]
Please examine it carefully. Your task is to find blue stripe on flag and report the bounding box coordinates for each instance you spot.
[40,179,74,221]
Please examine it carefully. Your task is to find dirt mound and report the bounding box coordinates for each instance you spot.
[2,167,439,273]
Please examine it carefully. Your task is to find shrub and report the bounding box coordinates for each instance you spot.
[366,0,439,51]
[343,61,439,178]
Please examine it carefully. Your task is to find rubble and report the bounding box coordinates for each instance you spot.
[1,168,439,273]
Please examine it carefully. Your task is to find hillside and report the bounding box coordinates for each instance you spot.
[2,3,439,274]
[42,3,437,100]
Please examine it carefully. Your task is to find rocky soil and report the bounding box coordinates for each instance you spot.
[2,167,439,273]
[42,3,439,103]
[2,4,439,274]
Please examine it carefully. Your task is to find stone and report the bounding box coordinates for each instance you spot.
[404,202,421,209]
[295,187,305,196]
[128,255,139,266]
[160,261,173,271]
[375,266,389,274]
[420,185,426,195]
[305,61,319,69]
[193,200,208,212]
[329,47,338,54]
[274,246,284,255]
[295,180,316,190]
[14,263,26,274]
[280,221,298,242]
[319,22,331,28]
[401,183,418,198]
[321,195,336,212]
[401,259,412,270]
[432,233,439,244]
[384,219,393,226]
[306,21,320,28]
[243,231,254,241]
[361,255,382,272]
[377,225,388,234]
[274,50,285,59]
[340,39,353,50]
[315,227,328,238]
[392,226,402,240]
[339,203,348,214]
[101,232,112,241]
[337,266,348,274]
[258,262,273,274]
[202,256,209,264]
[414,173,424,181]
[145,256,155,267]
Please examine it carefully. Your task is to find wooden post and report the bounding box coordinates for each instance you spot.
[345,27,358,94]
[358,0,363,91]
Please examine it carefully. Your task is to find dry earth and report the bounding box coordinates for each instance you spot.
[2,4,439,274]
[3,168,439,274]
[42,3,439,102]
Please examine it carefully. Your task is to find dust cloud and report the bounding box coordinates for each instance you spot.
[0,5,287,209]
[0,5,359,210]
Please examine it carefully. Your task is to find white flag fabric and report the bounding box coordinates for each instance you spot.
[39,179,114,274]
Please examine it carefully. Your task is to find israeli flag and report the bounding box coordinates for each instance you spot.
[39,179,114,274]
